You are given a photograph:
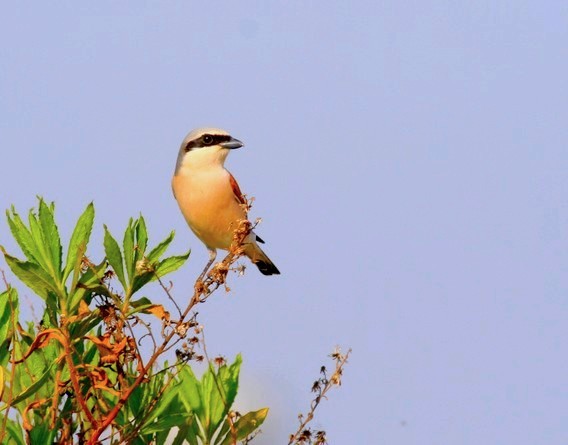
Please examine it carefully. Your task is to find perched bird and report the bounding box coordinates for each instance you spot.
[172,127,280,278]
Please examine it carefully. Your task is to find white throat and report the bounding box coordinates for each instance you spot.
[178,147,229,174]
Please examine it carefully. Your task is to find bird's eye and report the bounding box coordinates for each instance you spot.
[202,135,214,145]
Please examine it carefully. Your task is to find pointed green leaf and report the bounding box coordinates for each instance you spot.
[221,354,242,410]
[69,259,109,313]
[221,408,269,444]
[143,378,180,421]
[136,216,149,261]
[178,366,204,417]
[154,252,190,278]
[155,428,173,445]
[199,366,224,438]
[28,421,57,444]
[103,225,126,289]
[27,210,52,276]
[10,361,55,405]
[3,417,26,445]
[63,202,95,281]
[146,231,175,262]
[6,208,38,264]
[38,199,62,281]
[68,242,87,297]
[123,218,135,284]
[140,413,189,435]
[131,272,154,295]
[0,288,18,344]
[2,252,59,300]
[130,296,153,308]
[208,356,242,437]
[171,422,195,445]
[216,417,232,445]
[130,249,190,295]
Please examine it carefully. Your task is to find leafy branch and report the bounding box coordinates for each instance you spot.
[0,197,349,445]
[0,199,268,444]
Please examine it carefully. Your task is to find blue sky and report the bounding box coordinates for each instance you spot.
[1,2,567,444]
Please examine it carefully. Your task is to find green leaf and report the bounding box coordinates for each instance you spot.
[171,422,196,445]
[0,288,18,344]
[27,422,57,444]
[178,366,204,418]
[68,313,100,339]
[216,417,232,445]
[154,252,190,278]
[155,428,172,445]
[2,416,26,445]
[146,231,175,262]
[38,198,62,281]
[136,216,149,262]
[207,355,242,438]
[130,296,153,308]
[131,272,154,296]
[205,373,227,437]
[6,207,38,264]
[126,296,156,316]
[103,225,126,289]
[68,259,109,314]
[221,408,269,444]
[10,361,55,405]
[140,413,189,435]
[0,339,11,368]
[130,250,190,295]
[63,202,95,281]
[150,381,179,417]
[68,244,86,298]
[123,218,135,285]
[221,354,242,411]
[2,252,59,300]
[27,210,52,276]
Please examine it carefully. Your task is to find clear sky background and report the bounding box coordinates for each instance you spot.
[1,2,567,444]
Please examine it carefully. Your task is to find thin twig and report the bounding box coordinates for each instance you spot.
[155,275,183,318]
[1,269,10,290]
[288,348,352,445]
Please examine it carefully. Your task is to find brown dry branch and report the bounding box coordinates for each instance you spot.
[1,269,9,290]
[288,347,352,445]
[85,217,254,445]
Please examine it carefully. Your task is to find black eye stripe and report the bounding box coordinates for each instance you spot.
[184,134,232,152]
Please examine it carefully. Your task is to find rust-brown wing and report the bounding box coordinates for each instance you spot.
[229,173,247,205]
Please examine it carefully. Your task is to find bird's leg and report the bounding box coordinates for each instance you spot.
[197,248,217,282]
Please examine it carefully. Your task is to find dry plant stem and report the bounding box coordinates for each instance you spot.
[63,332,98,427]
[87,299,193,444]
[155,275,183,317]
[86,225,249,445]
[130,315,158,353]
[288,349,352,445]
[1,269,10,290]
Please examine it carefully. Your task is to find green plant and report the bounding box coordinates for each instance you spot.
[0,199,267,444]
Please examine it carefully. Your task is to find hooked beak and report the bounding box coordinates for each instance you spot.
[220,137,243,149]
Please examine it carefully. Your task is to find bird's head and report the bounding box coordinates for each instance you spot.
[174,127,243,173]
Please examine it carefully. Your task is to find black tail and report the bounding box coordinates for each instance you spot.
[245,241,280,276]
[255,258,281,276]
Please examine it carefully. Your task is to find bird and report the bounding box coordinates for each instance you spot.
[172,127,280,279]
